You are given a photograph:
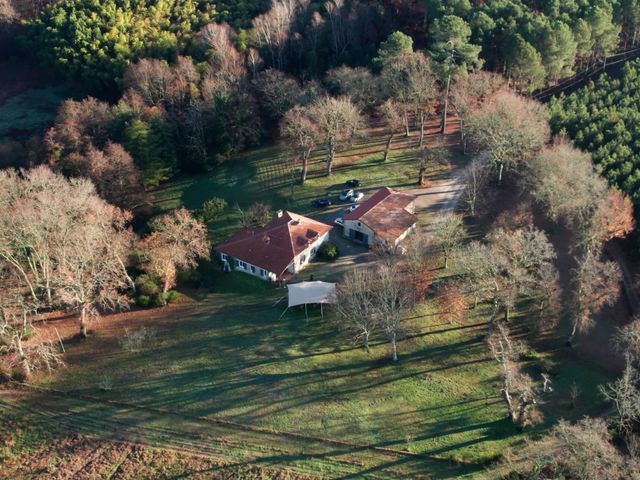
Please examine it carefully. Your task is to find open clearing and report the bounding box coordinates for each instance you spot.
[2,119,615,478]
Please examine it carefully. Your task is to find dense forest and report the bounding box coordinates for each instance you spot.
[13,0,640,94]
[549,58,640,211]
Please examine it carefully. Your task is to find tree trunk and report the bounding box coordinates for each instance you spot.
[418,161,426,186]
[16,337,31,377]
[391,333,398,362]
[80,307,87,339]
[364,331,369,350]
[567,321,578,347]
[440,73,451,134]
[502,387,514,419]
[444,254,449,269]
[326,140,335,175]
[300,148,311,184]
[404,112,410,137]
[419,112,425,148]
[498,162,504,184]
[505,306,510,322]
[383,134,393,162]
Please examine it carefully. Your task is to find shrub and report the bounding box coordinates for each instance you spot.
[136,295,151,308]
[176,269,202,288]
[317,242,339,261]
[135,274,161,296]
[10,368,26,382]
[201,197,228,222]
[98,374,113,391]
[165,290,180,304]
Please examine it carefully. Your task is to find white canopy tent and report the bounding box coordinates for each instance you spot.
[287,281,336,307]
[281,281,336,318]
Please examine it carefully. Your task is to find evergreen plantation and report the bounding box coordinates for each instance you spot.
[550,59,640,210]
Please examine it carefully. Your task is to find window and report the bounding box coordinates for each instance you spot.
[300,254,307,264]
[311,247,317,256]
[250,265,256,273]
[220,253,227,261]
[260,269,266,277]
[237,260,247,270]
[357,222,361,227]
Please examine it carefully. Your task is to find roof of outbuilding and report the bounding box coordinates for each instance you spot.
[343,187,417,242]
[216,211,332,276]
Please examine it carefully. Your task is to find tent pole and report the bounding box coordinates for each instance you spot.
[278,307,289,320]
[305,303,308,319]
[320,303,323,318]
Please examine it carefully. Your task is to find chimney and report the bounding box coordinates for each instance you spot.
[276,209,283,218]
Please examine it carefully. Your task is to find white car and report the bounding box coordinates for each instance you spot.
[346,204,360,213]
[348,192,364,203]
[339,189,354,201]
[334,216,344,226]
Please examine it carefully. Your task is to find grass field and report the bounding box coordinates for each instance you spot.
[19,266,611,479]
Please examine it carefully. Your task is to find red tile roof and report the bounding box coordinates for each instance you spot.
[217,211,332,276]
[343,187,417,243]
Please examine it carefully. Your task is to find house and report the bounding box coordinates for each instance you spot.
[216,210,333,281]
[342,187,417,248]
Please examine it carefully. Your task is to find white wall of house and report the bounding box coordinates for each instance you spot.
[219,252,277,281]
[343,220,375,247]
[388,223,417,247]
[287,231,330,274]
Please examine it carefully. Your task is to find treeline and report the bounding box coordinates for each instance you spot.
[549,58,640,216]
[22,0,640,96]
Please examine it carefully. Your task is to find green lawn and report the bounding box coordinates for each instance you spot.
[150,132,439,241]
[29,268,611,478]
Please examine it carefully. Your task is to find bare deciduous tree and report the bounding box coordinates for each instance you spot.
[449,71,505,150]
[439,284,466,324]
[374,262,415,362]
[459,157,489,216]
[569,250,621,345]
[381,51,438,146]
[433,214,465,269]
[613,316,640,363]
[325,66,380,109]
[510,417,632,480]
[309,96,362,175]
[254,69,303,121]
[487,322,538,426]
[466,91,549,183]
[334,268,378,349]
[56,203,135,338]
[143,208,211,295]
[252,0,309,70]
[280,105,318,183]
[600,360,640,435]
[378,100,404,162]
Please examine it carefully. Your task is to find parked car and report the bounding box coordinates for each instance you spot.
[346,204,360,213]
[339,189,354,201]
[312,198,332,208]
[348,192,364,203]
[334,215,344,226]
[345,179,360,188]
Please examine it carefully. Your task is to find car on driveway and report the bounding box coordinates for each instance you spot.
[345,179,360,188]
[347,204,360,213]
[348,192,364,203]
[339,189,354,201]
[312,198,332,208]
[334,215,344,226]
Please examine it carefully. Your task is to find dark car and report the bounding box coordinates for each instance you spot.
[312,198,332,208]
[345,179,360,188]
